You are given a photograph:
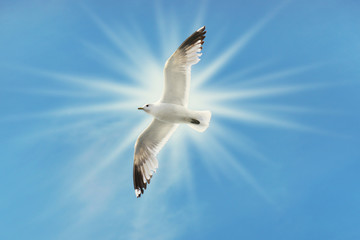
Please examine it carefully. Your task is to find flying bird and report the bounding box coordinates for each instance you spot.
[133,26,211,198]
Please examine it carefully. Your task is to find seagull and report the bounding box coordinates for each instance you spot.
[133,26,211,198]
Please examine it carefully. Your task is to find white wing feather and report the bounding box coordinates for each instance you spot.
[161,26,206,107]
[133,119,178,197]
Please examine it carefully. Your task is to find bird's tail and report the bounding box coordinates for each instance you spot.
[187,110,212,132]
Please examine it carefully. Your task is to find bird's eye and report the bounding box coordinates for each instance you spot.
[146,104,149,107]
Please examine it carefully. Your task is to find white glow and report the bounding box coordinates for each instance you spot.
[16,3,326,237]
[23,8,320,199]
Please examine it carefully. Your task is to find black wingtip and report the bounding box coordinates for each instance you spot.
[133,165,146,198]
[133,163,155,198]
[178,26,207,51]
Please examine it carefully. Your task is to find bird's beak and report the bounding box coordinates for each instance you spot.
[138,107,144,110]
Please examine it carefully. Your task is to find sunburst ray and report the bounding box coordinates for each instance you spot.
[9,3,331,233]
[194,2,289,88]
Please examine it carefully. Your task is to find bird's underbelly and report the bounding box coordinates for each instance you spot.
[152,103,190,124]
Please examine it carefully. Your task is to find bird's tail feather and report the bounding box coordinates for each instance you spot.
[187,110,211,132]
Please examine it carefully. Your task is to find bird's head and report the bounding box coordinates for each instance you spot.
[138,104,152,113]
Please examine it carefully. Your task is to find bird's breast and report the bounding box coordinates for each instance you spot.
[152,103,189,124]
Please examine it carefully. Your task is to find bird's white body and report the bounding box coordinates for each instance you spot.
[146,103,189,123]
[133,26,210,197]
[142,102,211,132]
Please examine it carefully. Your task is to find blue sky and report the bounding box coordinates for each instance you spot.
[1,0,360,239]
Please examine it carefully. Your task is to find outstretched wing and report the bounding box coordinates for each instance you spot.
[133,119,178,198]
[161,26,206,107]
